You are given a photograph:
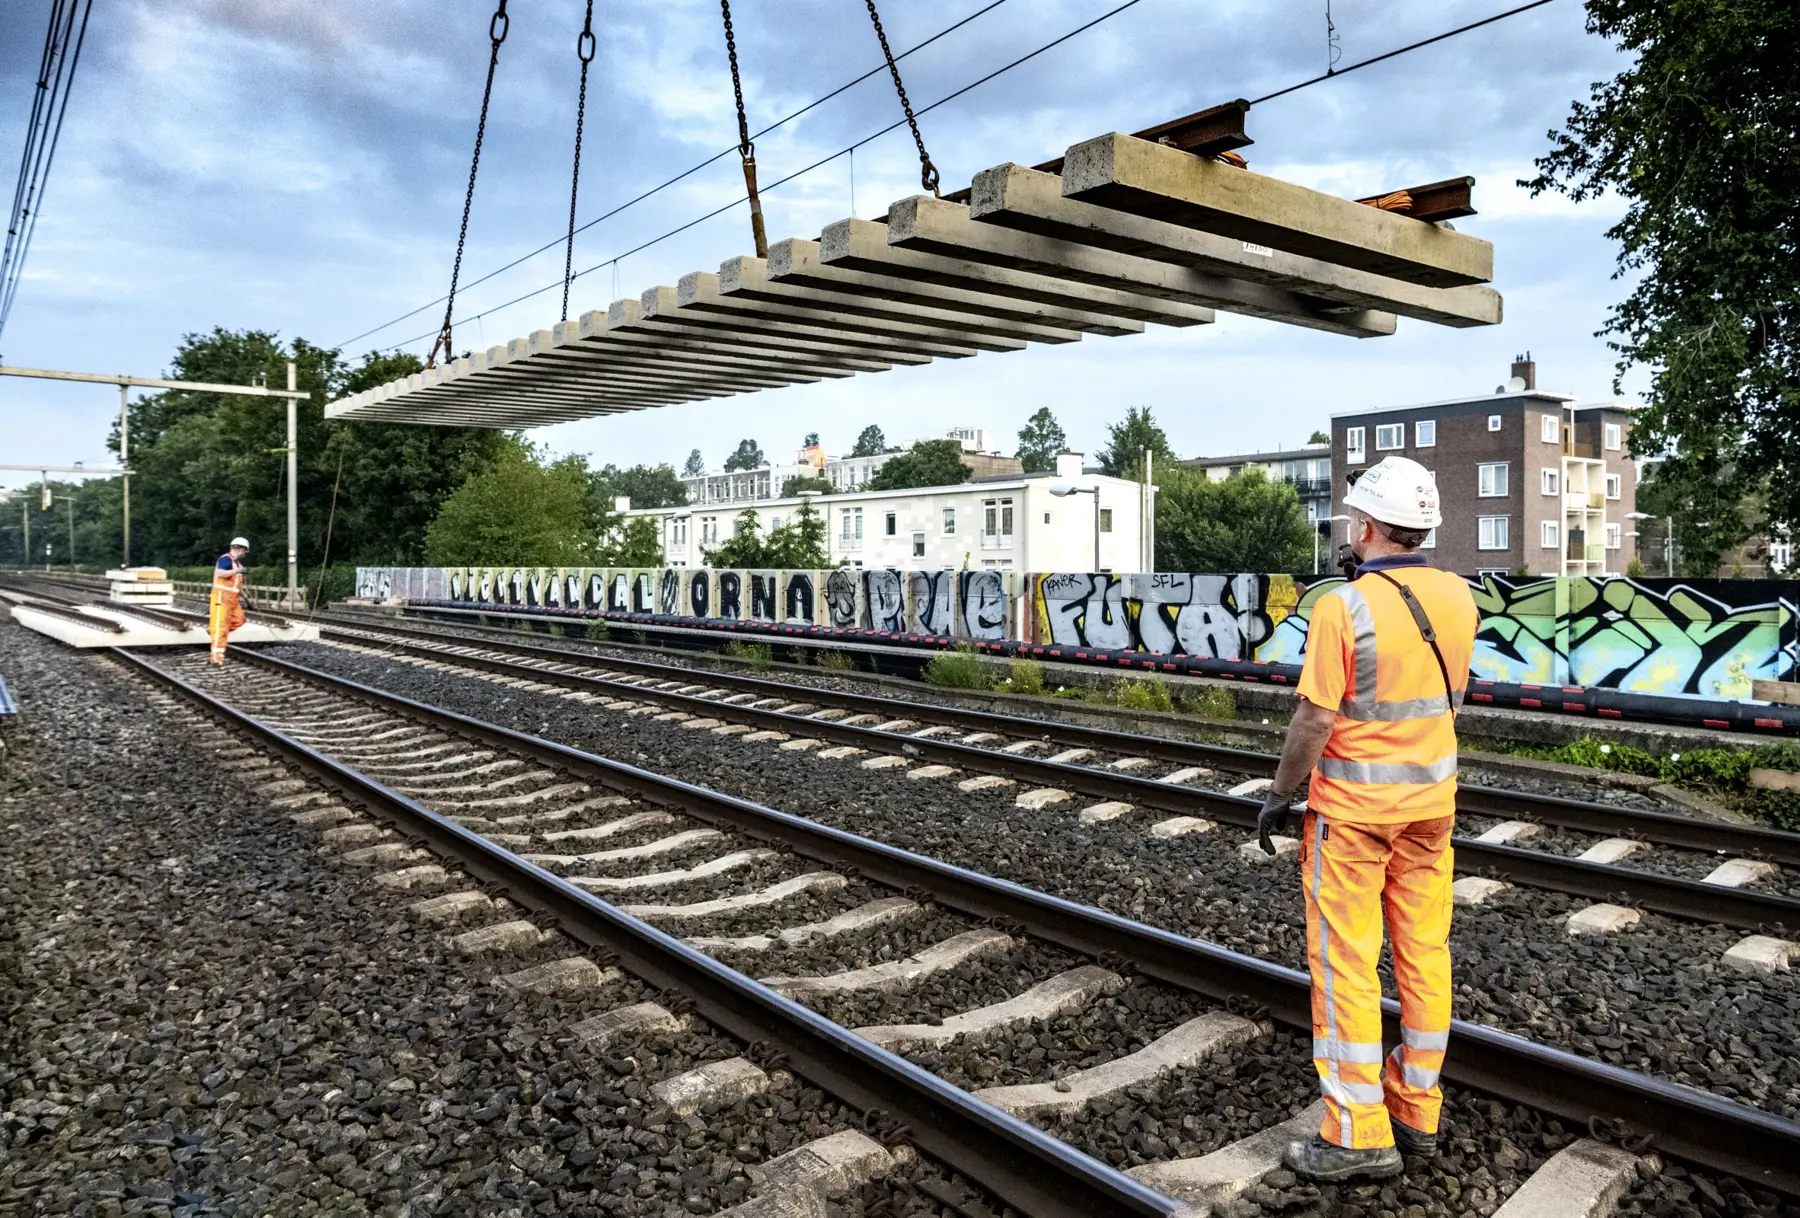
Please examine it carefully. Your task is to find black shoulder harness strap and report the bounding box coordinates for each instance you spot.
[1367,569,1457,718]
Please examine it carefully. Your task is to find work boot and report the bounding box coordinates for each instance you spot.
[1283,1134,1404,1182]
[1391,1118,1437,1157]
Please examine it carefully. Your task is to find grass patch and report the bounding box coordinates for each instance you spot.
[1007,659,1046,695]
[814,650,856,672]
[1110,676,1175,713]
[1177,686,1237,721]
[585,620,610,642]
[725,640,774,672]
[924,645,993,690]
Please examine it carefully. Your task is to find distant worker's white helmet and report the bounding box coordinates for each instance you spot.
[1343,455,1441,530]
[230,536,250,549]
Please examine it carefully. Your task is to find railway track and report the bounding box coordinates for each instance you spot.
[105,642,1800,1214]
[301,614,1800,936]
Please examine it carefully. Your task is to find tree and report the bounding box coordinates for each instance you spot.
[424,445,598,566]
[1155,467,1312,573]
[601,515,664,566]
[704,508,767,567]
[767,496,830,568]
[590,462,687,509]
[683,448,705,477]
[850,424,886,457]
[803,431,820,447]
[1015,407,1067,473]
[1097,406,1177,479]
[780,475,832,497]
[1525,0,1800,557]
[723,438,766,471]
[1308,430,1329,444]
[866,439,971,491]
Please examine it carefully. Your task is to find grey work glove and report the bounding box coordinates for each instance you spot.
[1257,788,1297,855]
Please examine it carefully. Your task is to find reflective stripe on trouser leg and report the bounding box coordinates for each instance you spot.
[1301,812,1395,1149]
[1382,815,1455,1134]
[209,589,227,662]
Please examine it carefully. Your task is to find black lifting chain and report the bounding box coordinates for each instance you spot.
[720,0,768,258]
[428,0,510,369]
[563,0,596,323]
[864,0,940,197]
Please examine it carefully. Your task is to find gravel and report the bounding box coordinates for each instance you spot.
[0,622,1003,1217]
[271,640,1800,1128]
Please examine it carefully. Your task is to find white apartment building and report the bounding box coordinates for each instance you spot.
[633,454,1148,573]
[684,427,1009,502]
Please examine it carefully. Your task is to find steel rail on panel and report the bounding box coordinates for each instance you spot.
[143,647,1800,1197]
[315,617,1800,885]
[108,645,1174,1218]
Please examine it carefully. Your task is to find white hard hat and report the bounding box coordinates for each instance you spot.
[230,536,250,549]
[1343,456,1441,530]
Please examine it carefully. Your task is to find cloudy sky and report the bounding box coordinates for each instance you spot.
[0,0,1636,491]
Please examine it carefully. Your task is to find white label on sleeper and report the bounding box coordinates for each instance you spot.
[1243,242,1274,257]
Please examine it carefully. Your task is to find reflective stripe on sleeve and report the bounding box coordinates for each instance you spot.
[1317,755,1459,785]
[1401,1026,1450,1052]
[1314,1038,1385,1064]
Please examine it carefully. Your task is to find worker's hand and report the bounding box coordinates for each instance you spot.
[1256,788,1297,855]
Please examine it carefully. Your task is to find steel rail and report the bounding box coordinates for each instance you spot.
[312,622,1800,931]
[144,646,1800,1196]
[323,611,1800,867]
[109,646,1175,1218]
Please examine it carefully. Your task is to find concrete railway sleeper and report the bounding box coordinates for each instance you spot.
[306,621,1800,934]
[108,644,1800,1204]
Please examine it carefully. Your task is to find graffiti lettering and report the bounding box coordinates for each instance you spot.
[826,569,859,628]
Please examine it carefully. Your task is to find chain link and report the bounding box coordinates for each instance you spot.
[864,0,940,196]
[719,0,768,257]
[562,0,596,323]
[428,0,510,369]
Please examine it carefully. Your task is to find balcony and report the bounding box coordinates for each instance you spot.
[1285,477,1332,498]
[1565,442,1601,460]
[1564,492,1606,512]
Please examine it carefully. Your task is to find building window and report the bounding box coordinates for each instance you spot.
[911,532,925,558]
[942,507,956,535]
[1345,427,1365,465]
[1605,473,1621,500]
[1604,523,1622,550]
[1420,527,1437,550]
[1604,423,1622,450]
[1099,508,1114,533]
[1770,539,1792,572]
[839,507,863,547]
[884,511,897,536]
[1415,420,1436,447]
[1478,516,1510,550]
[1541,520,1560,549]
[702,516,718,545]
[1375,423,1405,451]
[1476,567,1509,578]
[770,516,784,531]
[1488,414,1502,432]
[982,498,1014,549]
[1478,462,1509,497]
[672,519,688,546]
[1541,413,1561,444]
[1541,468,1560,496]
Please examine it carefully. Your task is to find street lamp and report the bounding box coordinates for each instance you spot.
[1049,484,1101,571]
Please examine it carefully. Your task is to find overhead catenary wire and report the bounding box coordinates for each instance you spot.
[0,0,96,348]
[332,0,1013,352]
[367,0,1562,358]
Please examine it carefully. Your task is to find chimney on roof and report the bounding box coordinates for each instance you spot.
[1511,351,1536,391]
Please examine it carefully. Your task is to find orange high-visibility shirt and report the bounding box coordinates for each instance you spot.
[1298,563,1477,824]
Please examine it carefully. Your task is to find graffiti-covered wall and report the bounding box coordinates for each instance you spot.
[354,566,1798,701]
[356,565,1016,641]
[1022,572,1798,700]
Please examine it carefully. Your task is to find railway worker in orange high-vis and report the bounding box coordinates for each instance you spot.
[1255,455,1476,1183]
[208,536,250,664]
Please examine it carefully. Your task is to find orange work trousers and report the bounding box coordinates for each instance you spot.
[1299,810,1454,1149]
[208,588,245,663]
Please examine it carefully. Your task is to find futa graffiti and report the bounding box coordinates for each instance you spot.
[354,566,1797,701]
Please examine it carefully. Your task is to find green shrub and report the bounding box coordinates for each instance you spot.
[924,645,993,690]
[814,650,856,672]
[1008,659,1046,695]
[1177,685,1237,721]
[1111,676,1175,713]
[586,620,610,642]
[725,640,774,672]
